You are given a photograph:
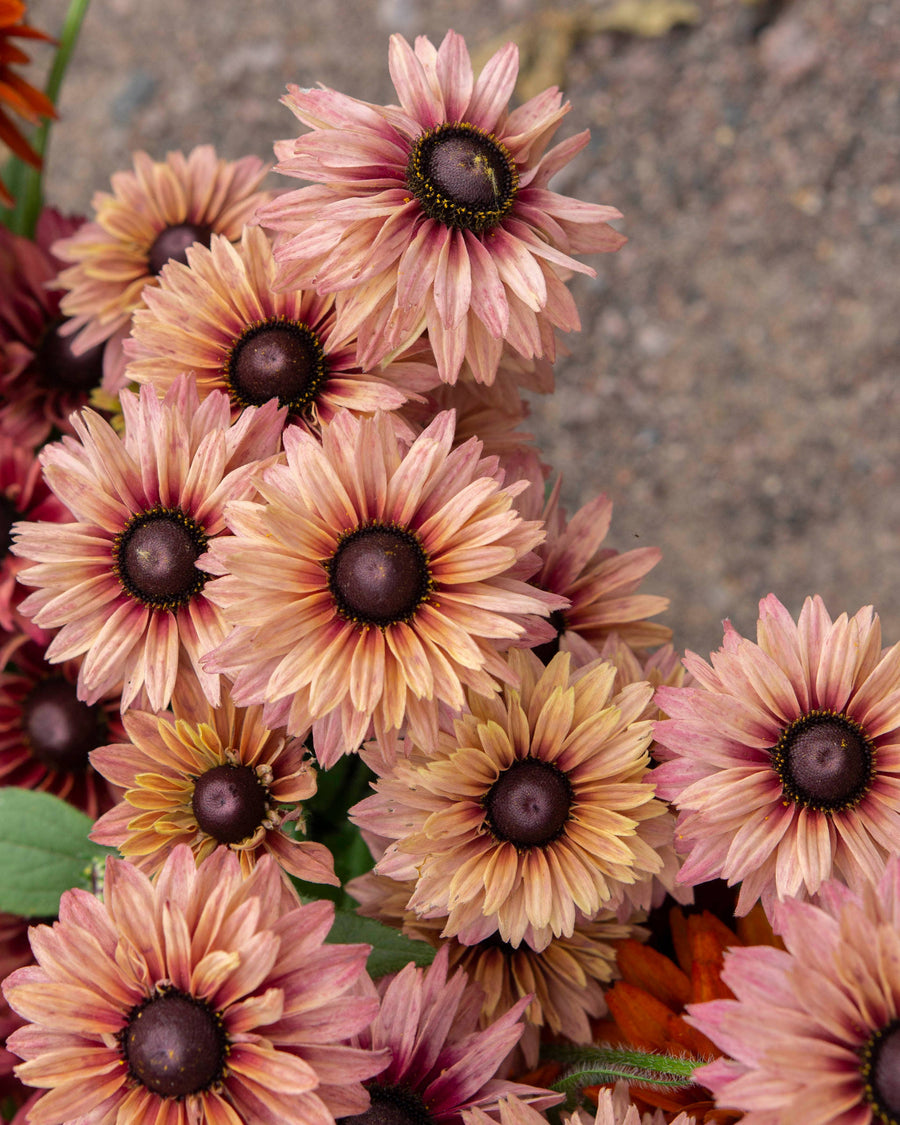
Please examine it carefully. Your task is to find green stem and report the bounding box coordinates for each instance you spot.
[544,1044,700,1104]
[42,0,93,120]
[1,0,92,237]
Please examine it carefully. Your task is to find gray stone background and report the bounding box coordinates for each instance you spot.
[28,0,900,659]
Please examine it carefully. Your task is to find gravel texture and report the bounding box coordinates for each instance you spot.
[27,0,900,659]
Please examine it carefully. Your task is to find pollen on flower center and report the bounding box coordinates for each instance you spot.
[772,709,875,812]
[191,763,270,845]
[122,988,228,1098]
[860,1020,900,1123]
[147,222,214,276]
[339,1083,434,1125]
[22,675,106,773]
[326,525,432,628]
[406,122,518,233]
[224,318,328,412]
[113,507,209,611]
[484,757,574,847]
[34,317,105,391]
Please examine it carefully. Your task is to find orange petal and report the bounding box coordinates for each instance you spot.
[604,981,674,1053]
[615,938,692,1011]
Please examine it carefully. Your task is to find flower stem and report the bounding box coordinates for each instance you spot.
[544,1043,700,1104]
[0,0,92,237]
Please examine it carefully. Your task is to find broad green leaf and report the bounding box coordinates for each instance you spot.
[326,909,435,978]
[0,789,115,916]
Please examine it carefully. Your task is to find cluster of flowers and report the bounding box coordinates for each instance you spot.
[2,9,900,1125]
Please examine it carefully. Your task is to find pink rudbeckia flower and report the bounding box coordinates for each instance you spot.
[12,376,284,712]
[566,1085,697,1125]
[0,435,68,641]
[0,209,105,446]
[687,856,900,1125]
[349,945,561,1125]
[201,408,561,767]
[53,146,270,389]
[654,593,900,916]
[2,845,385,1125]
[258,29,625,385]
[521,478,672,665]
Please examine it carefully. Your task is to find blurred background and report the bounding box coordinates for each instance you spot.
[28,0,900,658]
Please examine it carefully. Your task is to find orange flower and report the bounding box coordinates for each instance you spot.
[593,902,782,1123]
[0,0,56,208]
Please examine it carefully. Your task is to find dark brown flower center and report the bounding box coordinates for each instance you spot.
[484,757,574,847]
[191,763,270,845]
[123,988,227,1098]
[34,317,105,391]
[861,1021,900,1124]
[0,494,18,560]
[531,608,568,665]
[406,122,518,233]
[339,1084,434,1125]
[327,525,432,628]
[147,222,214,276]
[22,675,106,773]
[224,319,328,412]
[772,710,875,812]
[114,507,209,611]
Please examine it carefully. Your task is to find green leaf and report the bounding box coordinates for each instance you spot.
[1,1093,21,1124]
[0,788,115,916]
[289,750,376,909]
[289,822,373,911]
[326,909,435,978]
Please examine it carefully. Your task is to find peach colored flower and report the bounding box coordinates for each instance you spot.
[3,845,385,1125]
[258,30,625,385]
[202,408,562,766]
[12,376,284,712]
[53,146,270,386]
[654,594,900,915]
[352,648,668,950]
[125,224,440,430]
[90,677,337,886]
